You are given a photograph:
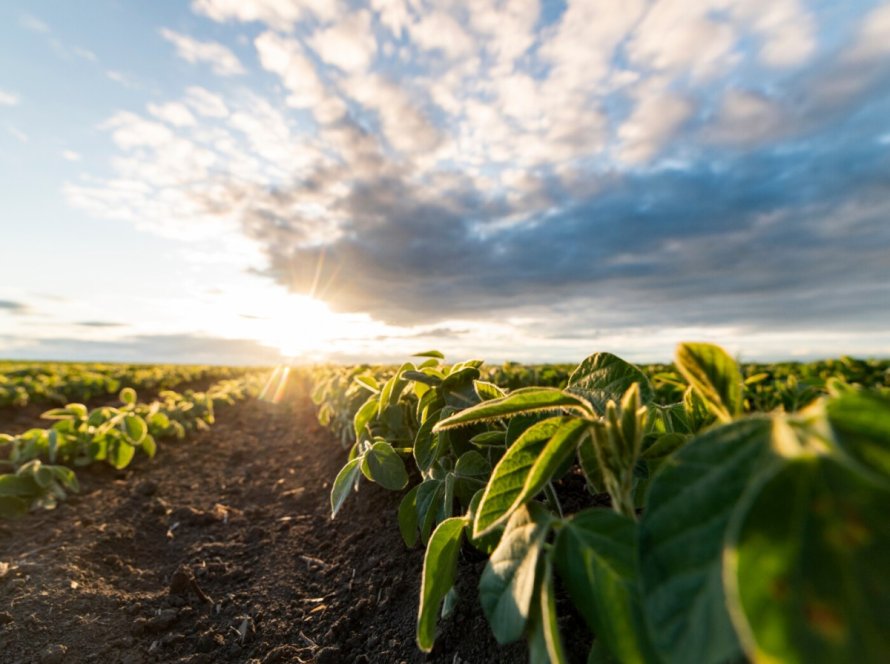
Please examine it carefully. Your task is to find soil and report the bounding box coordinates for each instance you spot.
[0,378,534,664]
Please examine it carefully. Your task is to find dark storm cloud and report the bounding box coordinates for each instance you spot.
[2,334,281,365]
[248,112,890,335]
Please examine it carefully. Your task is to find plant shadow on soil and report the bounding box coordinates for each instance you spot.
[0,378,592,664]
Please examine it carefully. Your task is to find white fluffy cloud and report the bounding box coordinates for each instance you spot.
[160,28,245,76]
[0,89,20,106]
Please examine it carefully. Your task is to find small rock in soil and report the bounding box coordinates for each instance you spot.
[39,644,68,664]
[134,480,158,497]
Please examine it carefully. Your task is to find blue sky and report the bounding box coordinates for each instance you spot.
[1,0,889,365]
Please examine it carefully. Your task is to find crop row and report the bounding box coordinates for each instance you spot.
[0,361,259,408]
[310,344,889,663]
[0,373,267,518]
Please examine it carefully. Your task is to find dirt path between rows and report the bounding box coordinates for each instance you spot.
[0,381,525,664]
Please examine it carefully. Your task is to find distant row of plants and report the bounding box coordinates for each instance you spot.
[0,361,256,408]
[310,345,889,663]
[0,374,266,517]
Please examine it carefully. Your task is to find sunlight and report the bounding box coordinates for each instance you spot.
[248,293,343,359]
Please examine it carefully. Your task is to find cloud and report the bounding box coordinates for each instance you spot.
[0,90,20,106]
[75,321,125,328]
[309,10,377,73]
[0,300,29,315]
[160,28,245,76]
[61,150,81,161]
[19,14,50,34]
[148,102,197,127]
[61,1,890,361]
[1,333,280,365]
[105,70,140,89]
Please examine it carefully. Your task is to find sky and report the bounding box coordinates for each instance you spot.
[1,0,890,366]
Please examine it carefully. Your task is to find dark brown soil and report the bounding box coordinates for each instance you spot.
[0,381,528,663]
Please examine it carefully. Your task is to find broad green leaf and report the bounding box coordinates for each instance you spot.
[725,456,890,664]
[402,370,442,387]
[675,343,742,422]
[0,495,29,518]
[826,390,890,485]
[41,408,73,420]
[107,439,136,470]
[479,503,551,644]
[353,374,380,393]
[49,465,78,491]
[361,441,409,490]
[0,474,40,497]
[454,450,490,477]
[518,418,588,510]
[441,367,482,408]
[414,408,446,472]
[417,478,446,543]
[398,483,421,547]
[414,349,445,359]
[66,403,88,419]
[330,457,362,518]
[639,417,775,664]
[120,387,137,405]
[417,517,465,651]
[471,430,507,447]
[473,417,564,538]
[555,508,658,664]
[141,434,157,459]
[379,362,412,410]
[475,380,507,401]
[467,489,501,555]
[123,414,147,444]
[353,395,378,442]
[567,352,653,413]
[642,432,689,460]
[435,388,593,432]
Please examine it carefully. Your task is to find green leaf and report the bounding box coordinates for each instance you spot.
[107,439,136,470]
[141,434,157,459]
[454,450,490,477]
[473,417,564,538]
[555,508,658,664]
[826,390,890,485]
[725,456,890,664]
[675,343,742,423]
[435,388,593,432]
[642,432,689,460]
[361,441,408,491]
[398,483,421,547]
[414,408,447,472]
[475,380,507,401]
[578,434,605,493]
[441,367,482,409]
[639,417,776,664]
[414,349,445,359]
[123,414,147,444]
[330,457,362,518]
[0,474,40,497]
[471,430,507,447]
[567,352,653,414]
[0,495,29,518]
[353,395,378,442]
[479,503,552,644]
[402,370,442,387]
[119,387,137,405]
[417,478,446,543]
[353,374,380,393]
[416,517,465,652]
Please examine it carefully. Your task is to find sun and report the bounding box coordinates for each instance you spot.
[251,294,340,359]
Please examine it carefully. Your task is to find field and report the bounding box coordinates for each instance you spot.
[0,349,888,663]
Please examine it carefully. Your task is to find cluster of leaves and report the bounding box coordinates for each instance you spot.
[0,361,258,408]
[0,373,267,518]
[313,344,889,663]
